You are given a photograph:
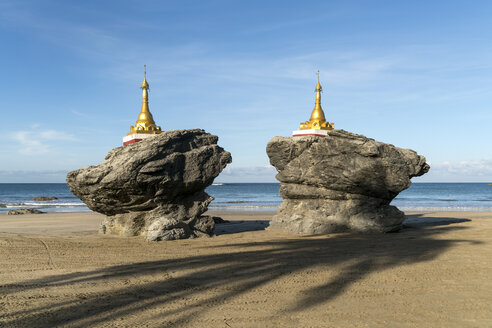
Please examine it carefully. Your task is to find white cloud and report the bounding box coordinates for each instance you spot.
[12,131,49,155]
[11,128,76,155]
[38,130,76,140]
[71,109,93,119]
[0,170,68,183]
[416,159,492,182]
[217,165,277,183]
[434,159,492,176]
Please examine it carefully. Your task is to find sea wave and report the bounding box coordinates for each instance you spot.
[0,200,88,214]
[23,202,85,206]
[2,202,86,208]
[212,200,281,205]
[209,204,278,211]
[399,206,492,212]
[221,201,252,204]
[394,198,461,202]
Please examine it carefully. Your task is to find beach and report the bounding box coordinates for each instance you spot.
[0,211,491,327]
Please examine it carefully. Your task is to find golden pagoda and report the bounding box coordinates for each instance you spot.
[293,71,334,138]
[123,66,162,146]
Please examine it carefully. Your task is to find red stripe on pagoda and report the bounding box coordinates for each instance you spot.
[123,139,142,146]
[292,134,327,138]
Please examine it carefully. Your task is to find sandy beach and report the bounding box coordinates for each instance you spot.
[0,211,491,327]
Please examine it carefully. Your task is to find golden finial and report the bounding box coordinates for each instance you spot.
[315,70,322,91]
[299,71,334,131]
[141,64,149,89]
[127,66,162,136]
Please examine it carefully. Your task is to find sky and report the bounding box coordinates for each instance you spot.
[1,0,492,183]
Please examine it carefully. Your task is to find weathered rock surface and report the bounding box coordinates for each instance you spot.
[67,129,231,241]
[7,209,45,215]
[32,196,58,201]
[266,130,429,233]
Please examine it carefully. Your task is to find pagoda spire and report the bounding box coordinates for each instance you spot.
[299,71,334,131]
[123,66,162,145]
[127,65,162,136]
[292,71,334,138]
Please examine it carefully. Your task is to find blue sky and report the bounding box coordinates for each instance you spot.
[1,0,491,183]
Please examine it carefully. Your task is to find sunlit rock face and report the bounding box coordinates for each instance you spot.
[266,129,429,234]
[67,129,231,241]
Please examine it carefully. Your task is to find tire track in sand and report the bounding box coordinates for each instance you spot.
[35,238,57,270]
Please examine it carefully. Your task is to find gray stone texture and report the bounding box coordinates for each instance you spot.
[266,129,429,233]
[7,209,45,215]
[31,197,58,201]
[66,129,231,241]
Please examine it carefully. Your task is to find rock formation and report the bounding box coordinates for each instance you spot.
[66,129,231,241]
[7,209,45,215]
[266,130,429,233]
[32,196,58,201]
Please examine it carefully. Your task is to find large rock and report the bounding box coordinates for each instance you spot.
[266,130,429,233]
[66,129,231,241]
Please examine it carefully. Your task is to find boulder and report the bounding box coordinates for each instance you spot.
[7,209,45,215]
[66,129,231,241]
[266,129,429,233]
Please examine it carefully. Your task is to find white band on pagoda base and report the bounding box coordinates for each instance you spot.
[123,133,159,146]
[292,129,330,138]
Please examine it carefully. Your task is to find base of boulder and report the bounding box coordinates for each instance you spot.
[269,199,406,234]
[99,213,216,241]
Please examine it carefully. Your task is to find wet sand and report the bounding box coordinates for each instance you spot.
[0,211,491,327]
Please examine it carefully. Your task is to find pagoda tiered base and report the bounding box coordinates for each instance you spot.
[123,133,159,146]
[292,129,330,138]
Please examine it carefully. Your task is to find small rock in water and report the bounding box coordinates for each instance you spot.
[7,209,45,215]
[32,196,58,201]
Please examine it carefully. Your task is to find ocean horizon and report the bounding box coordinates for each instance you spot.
[1,182,492,214]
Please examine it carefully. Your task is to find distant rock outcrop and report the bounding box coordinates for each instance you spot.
[66,129,231,241]
[32,197,58,201]
[266,130,429,233]
[7,209,45,215]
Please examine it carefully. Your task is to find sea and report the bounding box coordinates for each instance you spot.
[0,183,492,214]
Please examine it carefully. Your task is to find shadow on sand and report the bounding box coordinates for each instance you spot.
[215,220,270,235]
[0,214,479,327]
